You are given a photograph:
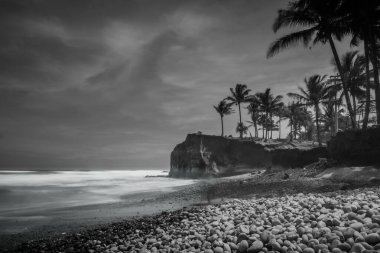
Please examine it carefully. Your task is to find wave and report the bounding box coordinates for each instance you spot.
[0,170,197,213]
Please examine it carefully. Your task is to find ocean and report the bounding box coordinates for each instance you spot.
[0,170,197,235]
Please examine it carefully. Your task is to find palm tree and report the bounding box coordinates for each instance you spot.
[226,84,251,138]
[331,51,367,128]
[236,123,248,138]
[282,101,305,141]
[267,0,357,127]
[321,96,345,138]
[275,105,286,139]
[342,0,380,124]
[246,96,260,138]
[268,93,284,139]
[256,88,283,140]
[213,100,234,137]
[288,75,330,146]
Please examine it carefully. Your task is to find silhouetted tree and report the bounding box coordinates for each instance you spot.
[213,100,234,136]
[331,51,367,128]
[246,96,261,138]
[288,75,330,146]
[342,0,380,124]
[226,84,251,138]
[255,88,283,140]
[267,0,357,127]
[235,122,248,138]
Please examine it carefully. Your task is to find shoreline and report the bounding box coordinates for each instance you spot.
[2,166,380,251]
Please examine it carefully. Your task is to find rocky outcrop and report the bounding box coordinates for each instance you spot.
[169,134,327,178]
[328,127,380,165]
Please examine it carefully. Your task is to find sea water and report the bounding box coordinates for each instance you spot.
[0,170,197,234]
[0,170,196,213]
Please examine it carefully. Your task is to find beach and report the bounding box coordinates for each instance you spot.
[2,165,380,251]
[16,187,380,253]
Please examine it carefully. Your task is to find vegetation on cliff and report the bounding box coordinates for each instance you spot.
[212,0,379,146]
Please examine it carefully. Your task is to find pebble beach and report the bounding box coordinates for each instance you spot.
[11,186,380,253]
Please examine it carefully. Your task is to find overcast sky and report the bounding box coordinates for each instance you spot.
[0,0,352,170]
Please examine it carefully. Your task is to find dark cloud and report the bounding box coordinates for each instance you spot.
[0,0,349,169]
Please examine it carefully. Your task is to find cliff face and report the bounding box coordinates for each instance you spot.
[328,127,380,165]
[169,134,328,178]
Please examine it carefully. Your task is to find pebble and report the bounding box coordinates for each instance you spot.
[214,246,224,253]
[248,240,263,253]
[365,233,380,245]
[11,187,380,253]
[239,240,249,252]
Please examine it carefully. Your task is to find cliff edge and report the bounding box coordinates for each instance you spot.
[169,134,327,178]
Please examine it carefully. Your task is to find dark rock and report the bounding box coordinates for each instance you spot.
[337,242,351,252]
[169,134,328,178]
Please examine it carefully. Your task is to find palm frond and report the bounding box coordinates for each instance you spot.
[273,8,317,33]
[267,27,316,58]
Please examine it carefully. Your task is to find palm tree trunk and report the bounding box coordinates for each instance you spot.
[363,38,371,129]
[278,118,281,139]
[238,102,242,138]
[254,122,258,137]
[328,36,356,128]
[290,120,293,141]
[270,113,273,139]
[315,104,321,147]
[352,95,357,128]
[238,103,242,124]
[264,112,267,140]
[335,93,339,133]
[369,32,380,124]
[221,116,224,136]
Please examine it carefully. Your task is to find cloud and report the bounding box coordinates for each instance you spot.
[0,0,351,169]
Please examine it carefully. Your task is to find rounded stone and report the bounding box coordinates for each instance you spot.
[247,241,264,253]
[337,242,351,252]
[302,247,315,253]
[214,246,223,253]
[272,219,281,226]
[261,231,270,243]
[239,240,249,252]
[365,233,380,245]
[223,243,232,253]
[270,242,282,252]
[350,222,364,231]
[331,248,342,253]
[372,215,380,224]
[229,242,238,250]
[350,243,366,253]
[286,233,299,241]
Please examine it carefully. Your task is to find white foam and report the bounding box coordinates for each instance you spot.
[0,170,197,212]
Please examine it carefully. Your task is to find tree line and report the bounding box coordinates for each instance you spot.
[214,0,379,146]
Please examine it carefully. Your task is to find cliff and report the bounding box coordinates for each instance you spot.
[328,127,380,165]
[169,134,327,178]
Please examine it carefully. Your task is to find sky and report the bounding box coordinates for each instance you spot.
[0,0,352,170]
